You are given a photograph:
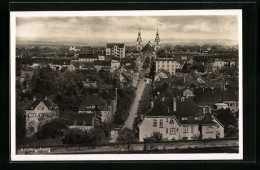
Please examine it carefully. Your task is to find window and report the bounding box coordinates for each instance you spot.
[169,118,174,124]
[153,119,157,127]
[170,128,176,135]
[38,106,44,110]
[191,126,194,133]
[194,117,199,120]
[166,128,168,134]
[28,113,36,117]
[159,119,163,128]
[183,126,188,133]
[182,117,188,120]
[166,118,168,122]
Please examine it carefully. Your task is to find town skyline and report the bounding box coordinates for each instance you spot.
[16,15,239,46]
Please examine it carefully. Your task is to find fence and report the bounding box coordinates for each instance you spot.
[17,138,238,154]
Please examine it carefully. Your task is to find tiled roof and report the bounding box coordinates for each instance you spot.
[141,42,154,55]
[25,98,58,110]
[78,53,98,59]
[222,90,238,101]
[67,114,94,126]
[51,59,71,65]
[107,43,125,48]
[93,60,111,66]
[145,101,174,116]
[195,87,222,106]
[78,94,108,111]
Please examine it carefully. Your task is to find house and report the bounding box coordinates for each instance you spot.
[82,79,98,88]
[78,94,113,123]
[69,46,80,52]
[182,88,195,98]
[106,43,125,58]
[110,60,120,72]
[138,97,224,142]
[212,59,225,71]
[78,53,98,62]
[212,103,229,110]
[67,114,94,131]
[222,90,239,113]
[154,69,170,82]
[98,55,106,60]
[93,60,111,71]
[19,70,34,83]
[25,96,59,137]
[155,58,182,75]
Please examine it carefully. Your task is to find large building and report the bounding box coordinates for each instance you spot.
[155,58,182,75]
[138,97,224,142]
[136,27,142,51]
[106,43,125,58]
[25,96,59,137]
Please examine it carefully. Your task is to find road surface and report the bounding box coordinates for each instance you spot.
[124,68,147,129]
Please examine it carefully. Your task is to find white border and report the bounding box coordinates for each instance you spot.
[10,10,243,161]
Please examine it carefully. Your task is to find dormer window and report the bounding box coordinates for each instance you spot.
[182,117,188,120]
[38,106,44,110]
[194,116,200,120]
[169,118,174,124]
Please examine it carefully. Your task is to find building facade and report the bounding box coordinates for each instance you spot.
[25,96,59,137]
[106,43,125,58]
[155,58,182,75]
[138,98,224,142]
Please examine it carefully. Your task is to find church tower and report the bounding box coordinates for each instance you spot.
[136,27,142,51]
[154,28,160,51]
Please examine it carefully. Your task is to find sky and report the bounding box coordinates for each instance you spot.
[16,15,238,45]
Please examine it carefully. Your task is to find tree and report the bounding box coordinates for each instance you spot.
[116,128,137,143]
[215,108,238,138]
[16,107,26,145]
[35,118,68,139]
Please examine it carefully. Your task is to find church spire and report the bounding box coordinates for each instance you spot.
[136,27,142,51]
[154,28,160,51]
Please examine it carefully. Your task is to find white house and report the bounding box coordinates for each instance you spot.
[25,96,59,137]
[138,97,224,142]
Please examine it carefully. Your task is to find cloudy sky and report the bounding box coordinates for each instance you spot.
[16,15,238,44]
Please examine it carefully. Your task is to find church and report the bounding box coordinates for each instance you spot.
[136,28,161,61]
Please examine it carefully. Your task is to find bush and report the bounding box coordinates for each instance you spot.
[143,132,164,142]
[35,118,68,140]
[116,128,137,143]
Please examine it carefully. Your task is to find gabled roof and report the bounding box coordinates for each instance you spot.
[67,114,94,126]
[145,101,174,116]
[93,60,111,67]
[25,98,58,110]
[78,94,108,111]
[195,87,222,106]
[141,41,154,55]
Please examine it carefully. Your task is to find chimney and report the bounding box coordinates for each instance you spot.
[33,96,36,102]
[45,96,48,100]
[173,98,176,112]
[203,108,206,115]
[168,107,170,113]
[151,98,154,108]
[203,87,204,92]
[183,76,186,83]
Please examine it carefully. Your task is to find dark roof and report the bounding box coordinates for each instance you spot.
[174,98,202,117]
[93,60,111,66]
[67,114,94,126]
[78,94,108,111]
[52,59,71,65]
[222,90,238,101]
[78,53,98,59]
[107,43,125,48]
[145,101,174,116]
[195,88,222,106]
[25,98,58,110]
[141,42,154,55]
